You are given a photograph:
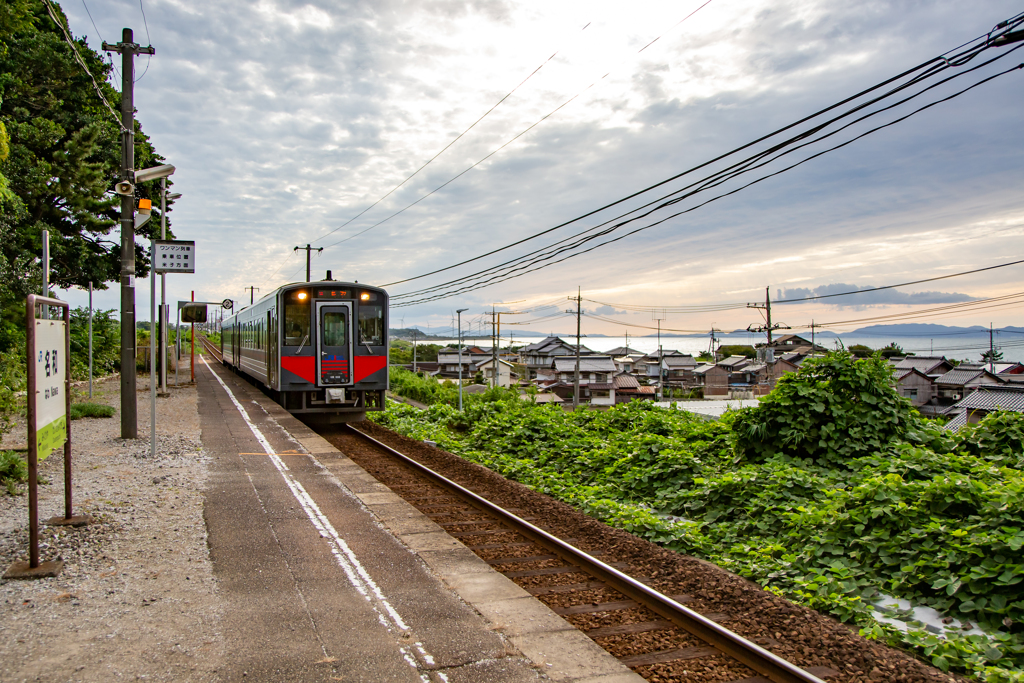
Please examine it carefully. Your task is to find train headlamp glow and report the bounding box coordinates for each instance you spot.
[297,291,308,301]
[360,292,370,301]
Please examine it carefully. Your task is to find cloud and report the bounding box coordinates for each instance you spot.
[590,305,626,315]
[776,283,978,308]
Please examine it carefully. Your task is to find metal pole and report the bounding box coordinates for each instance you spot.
[160,179,167,393]
[150,240,157,458]
[492,306,497,389]
[26,297,38,568]
[174,305,180,386]
[658,319,663,401]
[88,281,93,399]
[765,287,773,346]
[190,290,195,383]
[41,230,49,319]
[306,245,311,283]
[62,304,72,520]
[989,323,995,372]
[413,329,417,373]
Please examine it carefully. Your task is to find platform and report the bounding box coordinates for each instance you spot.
[196,355,643,683]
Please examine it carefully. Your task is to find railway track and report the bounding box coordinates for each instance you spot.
[196,334,223,362]
[324,422,841,683]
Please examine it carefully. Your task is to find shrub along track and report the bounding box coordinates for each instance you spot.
[318,421,964,683]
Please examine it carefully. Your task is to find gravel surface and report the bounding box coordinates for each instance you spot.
[337,421,969,683]
[0,373,225,682]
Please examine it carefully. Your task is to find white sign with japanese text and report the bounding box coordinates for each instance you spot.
[34,319,66,462]
[154,240,196,274]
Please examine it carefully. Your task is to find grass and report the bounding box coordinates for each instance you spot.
[69,402,115,420]
[0,450,26,495]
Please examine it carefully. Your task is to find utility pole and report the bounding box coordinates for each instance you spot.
[457,309,468,410]
[104,28,154,440]
[989,323,995,373]
[747,287,789,347]
[294,244,323,283]
[245,286,260,305]
[491,305,497,388]
[412,328,418,373]
[566,289,582,409]
[810,320,815,352]
[654,315,665,401]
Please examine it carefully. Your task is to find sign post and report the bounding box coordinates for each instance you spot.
[4,295,88,580]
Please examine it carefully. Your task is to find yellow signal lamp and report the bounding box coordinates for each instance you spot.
[137,198,153,214]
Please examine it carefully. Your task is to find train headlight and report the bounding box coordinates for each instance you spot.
[360,292,370,301]
[297,291,308,301]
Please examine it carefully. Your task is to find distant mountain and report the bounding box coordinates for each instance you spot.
[847,324,999,336]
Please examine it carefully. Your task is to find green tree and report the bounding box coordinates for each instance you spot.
[848,344,873,358]
[717,344,756,359]
[879,342,905,359]
[981,348,1004,364]
[0,0,172,352]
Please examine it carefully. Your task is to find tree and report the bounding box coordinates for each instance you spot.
[717,344,756,359]
[981,348,1004,364]
[879,342,905,359]
[848,344,873,358]
[0,0,172,352]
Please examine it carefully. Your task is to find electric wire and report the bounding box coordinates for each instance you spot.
[391,43,1024,305]
[78,0,121,82]
[391,52,1024,307]
[313,0,720,253]
[41,0,127,132]
[135,0,151,82]
[382,14,1024,295]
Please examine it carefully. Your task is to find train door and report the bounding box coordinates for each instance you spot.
[267,309,278,388]
[315,301,352,386]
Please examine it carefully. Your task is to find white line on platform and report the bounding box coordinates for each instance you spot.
[200,356,443,682]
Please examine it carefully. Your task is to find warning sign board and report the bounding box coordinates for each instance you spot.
[154,240,196,274]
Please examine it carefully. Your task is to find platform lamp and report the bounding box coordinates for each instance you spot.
[457,309,468,411]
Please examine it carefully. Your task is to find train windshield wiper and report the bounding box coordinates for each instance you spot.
[295,333,309,354]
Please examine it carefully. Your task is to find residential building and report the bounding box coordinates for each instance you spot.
[475,357,516,389]
[945,385,1024,430]
[933,367,1002,406]
[893,356,954,378]
[520,336,592,381]
[894,368,934,407]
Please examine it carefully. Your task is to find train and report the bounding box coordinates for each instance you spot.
[220,278,388,421]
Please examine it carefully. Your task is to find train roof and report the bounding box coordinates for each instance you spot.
[280,281,388,294]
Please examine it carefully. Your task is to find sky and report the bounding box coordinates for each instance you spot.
[54,0,1024,341]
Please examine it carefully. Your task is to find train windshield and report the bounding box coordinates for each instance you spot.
[358,305,384,346]
[284,296,310,346]
[323,312,346,346]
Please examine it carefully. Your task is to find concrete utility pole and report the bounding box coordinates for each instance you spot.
[566,289,583,410]
[104,28,154,440]
[294,244,323,283]
[457,309,468,411]
[989,323,995,373]
[653,311,665,401]
[491,305,497,389]
[245,286,260,305]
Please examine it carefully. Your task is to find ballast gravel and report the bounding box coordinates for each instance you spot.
[0,374,225,682]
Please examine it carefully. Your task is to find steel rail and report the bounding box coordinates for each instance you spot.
[344,425,826,683]
[197,334,223,362]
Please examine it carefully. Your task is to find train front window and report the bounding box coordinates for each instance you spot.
[284,298,310,346]
[322,312,346,347]
[358,305,383,346]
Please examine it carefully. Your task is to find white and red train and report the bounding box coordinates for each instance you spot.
[221,280,388,421]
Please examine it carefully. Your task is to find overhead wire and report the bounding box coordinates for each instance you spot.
[382,14,1024,295]
[391,49,1024,306]
[135,0,152,82]
[41,0,127,132]
[314,0,720,252]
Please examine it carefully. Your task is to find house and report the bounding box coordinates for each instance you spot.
[613,353,645,374]
[767,334,827,355]
[520,336,592,381]
[893,356,954,378]
[993,362,1024,375]
[661,355,699,387]
[944,385,1024,430]
[894,367,935,407]
[474,357,516,389]
[933,367,1002,406]
[614,372,655,403]
[717,355,753,372]
[702,364,731,397]
[436,347,492,378]
[769,357,801,385]
[604,346,641,357]
[549,356,618,405]
[729,361,771,397]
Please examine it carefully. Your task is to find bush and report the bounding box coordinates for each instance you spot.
[0,450,26,495]
[69,307,119,380]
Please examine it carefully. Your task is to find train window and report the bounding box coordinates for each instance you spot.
[358,305,384,346]
[322,312,346,347]
[284,299,310,346]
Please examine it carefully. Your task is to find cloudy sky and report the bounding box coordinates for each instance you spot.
[56,0,1024,338]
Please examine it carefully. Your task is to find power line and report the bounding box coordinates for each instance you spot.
[382,15,1024,295]
[314,0,720,252]
[42,0,127,132]
[390,47,1024,306]
[135,0,152,82]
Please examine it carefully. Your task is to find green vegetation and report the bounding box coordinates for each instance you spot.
[389,340,442,365]
[378,351,1024,681]
[0,449,26,495]
[717,344,757,358]
[69,401,114,419]
[848,344,874,358]
[69,306,119,379]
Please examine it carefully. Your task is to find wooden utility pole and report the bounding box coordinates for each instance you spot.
[566,289,583,409]
[747,287,789,346]
[103,28,154,440]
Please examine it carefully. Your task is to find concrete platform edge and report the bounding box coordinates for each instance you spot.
[230,377,645,683]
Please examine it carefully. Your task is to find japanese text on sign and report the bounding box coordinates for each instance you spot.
[34,320,67,462]
[153,240,196,274]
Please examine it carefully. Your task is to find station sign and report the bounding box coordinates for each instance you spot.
[34,319,66,461]
[154,240,195,274]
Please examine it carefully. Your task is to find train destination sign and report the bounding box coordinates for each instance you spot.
[34,319,66,462]
[154,240,196,274]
